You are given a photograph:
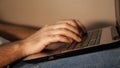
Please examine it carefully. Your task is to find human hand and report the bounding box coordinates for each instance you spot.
[21,19,86,56]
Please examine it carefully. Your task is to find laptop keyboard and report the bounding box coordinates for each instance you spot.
[61,29,102,52]
[76,29,102,48]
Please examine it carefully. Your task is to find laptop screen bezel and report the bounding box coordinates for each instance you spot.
[115,0,120,26]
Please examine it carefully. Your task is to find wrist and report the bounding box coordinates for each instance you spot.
[18,40,30,57]
[19,40,37,56]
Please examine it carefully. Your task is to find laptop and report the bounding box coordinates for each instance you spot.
[24,0,120,63]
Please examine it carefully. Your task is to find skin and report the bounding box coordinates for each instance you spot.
[0,19,85,67]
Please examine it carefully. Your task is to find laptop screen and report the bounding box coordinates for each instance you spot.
[115,0,120,25]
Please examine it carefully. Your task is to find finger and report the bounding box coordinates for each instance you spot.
[58,19,86,34]
[49,23,79,35]
[57,20,77,28]
[49,29,81,42]
[44,35,72,45]
[57,20,82,33]
[75,20,87,34]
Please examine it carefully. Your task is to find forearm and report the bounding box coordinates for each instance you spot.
[0,41,25,67]
[0,22,39,40]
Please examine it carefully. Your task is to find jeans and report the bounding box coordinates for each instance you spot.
[11,47,120,68]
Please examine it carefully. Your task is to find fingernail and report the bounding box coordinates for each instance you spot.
[78,38,81,42]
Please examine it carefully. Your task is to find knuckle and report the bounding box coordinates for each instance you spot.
[63,23,69,27]
[59,28,66,32]
[55,35,62,40]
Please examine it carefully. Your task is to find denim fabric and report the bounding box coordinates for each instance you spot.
[12,47,120,68]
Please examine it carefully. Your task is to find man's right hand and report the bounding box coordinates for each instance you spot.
[20,19,86,56]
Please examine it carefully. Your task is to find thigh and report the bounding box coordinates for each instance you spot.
[11,47,120,68]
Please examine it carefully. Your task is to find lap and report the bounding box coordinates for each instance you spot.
[11,47,120,68]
